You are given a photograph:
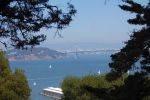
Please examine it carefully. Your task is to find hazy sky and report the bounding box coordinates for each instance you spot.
[40,0,137,50]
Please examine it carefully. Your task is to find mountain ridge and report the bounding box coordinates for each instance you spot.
[6,47,66,61]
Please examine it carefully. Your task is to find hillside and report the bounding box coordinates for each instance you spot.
[6,47,66,61]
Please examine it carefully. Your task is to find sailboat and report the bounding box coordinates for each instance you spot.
[33,82,37,86]
[127,70,130,75]
[49,64,52,69]
[98,70,101,75]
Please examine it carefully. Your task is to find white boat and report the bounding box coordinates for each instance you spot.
[98,70,101,75]
[41,87,63,100]
[33,82,37,86]
[49,65,52,69]
[127,70,130,74]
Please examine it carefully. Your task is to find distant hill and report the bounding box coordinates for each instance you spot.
[6,47,66,61]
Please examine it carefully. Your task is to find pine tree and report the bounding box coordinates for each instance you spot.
[0,0,76,49]
[109,0,150,78]
[0,51,31,100]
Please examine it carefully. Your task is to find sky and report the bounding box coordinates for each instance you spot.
[40,0,138,50]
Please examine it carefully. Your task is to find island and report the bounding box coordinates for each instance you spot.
[6,47,66,61]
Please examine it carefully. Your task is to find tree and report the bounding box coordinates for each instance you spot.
[61,75,125,100]
[0,0,76,49]
[0,51,31,100]
[109,0,150,78]
[86,1,150,99]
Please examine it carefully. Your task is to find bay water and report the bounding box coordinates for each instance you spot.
[10,52,113,100]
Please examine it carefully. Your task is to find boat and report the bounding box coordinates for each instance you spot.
[49,64,52,69]
[33,82,37,86]
[98,70,101,75]
[127,70,130,74]
[41,87,63,100]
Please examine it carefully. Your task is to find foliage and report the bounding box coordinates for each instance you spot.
[61,76,82,100]
[0,0,76,49]
[105,0,150,99]
[0,51,31,100]
[109,0,150,77]
[61,75,125,100]
[62,74,150,100]
[118,73,150,100]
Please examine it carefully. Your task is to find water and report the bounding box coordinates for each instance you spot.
[10,52,113,100]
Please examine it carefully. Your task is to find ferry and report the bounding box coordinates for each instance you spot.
[41,87,63,100]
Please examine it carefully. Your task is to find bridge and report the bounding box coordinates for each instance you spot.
[61,49,119,54]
